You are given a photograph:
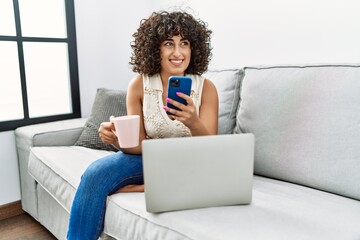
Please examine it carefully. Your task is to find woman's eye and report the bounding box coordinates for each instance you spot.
[164,42,173,46]
[181,41,190,46]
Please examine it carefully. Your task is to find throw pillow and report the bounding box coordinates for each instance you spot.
[75,88,127,151]
[204,69,243,134]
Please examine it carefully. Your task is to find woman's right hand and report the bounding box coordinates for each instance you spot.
[98,120,118,145]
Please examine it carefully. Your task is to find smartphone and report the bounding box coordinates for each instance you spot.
[166,76,192,114]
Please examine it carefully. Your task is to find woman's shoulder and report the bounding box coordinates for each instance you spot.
[188,74,215,89]
[202,77,218,96]
[127,75,143,92]
[203,77,215,87]
[188,74,213,85]
[187,74,203,81]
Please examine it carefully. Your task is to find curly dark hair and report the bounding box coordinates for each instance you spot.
[130,11,212,76]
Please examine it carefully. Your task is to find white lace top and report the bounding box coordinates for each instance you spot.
[143,73,204,139]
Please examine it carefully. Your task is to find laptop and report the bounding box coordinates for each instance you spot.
[142,133,255,213]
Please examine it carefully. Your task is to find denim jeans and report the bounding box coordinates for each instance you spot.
[67,151,143,240]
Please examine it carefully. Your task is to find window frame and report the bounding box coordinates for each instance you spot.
[0,0,81,132]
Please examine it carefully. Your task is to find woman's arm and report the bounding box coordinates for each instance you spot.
[197,79,219,135]
[165,78,219,136]
[98,75,146,154]
[123,75,147,153]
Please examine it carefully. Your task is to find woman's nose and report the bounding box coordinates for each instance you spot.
[173,46,181,57]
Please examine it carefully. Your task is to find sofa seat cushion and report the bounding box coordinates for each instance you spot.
[28,146,113,211]
[104,176,360,240]
[28,146,360,239]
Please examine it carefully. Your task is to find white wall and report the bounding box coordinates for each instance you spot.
[1,0,359,205]
[192,0,360,68]
[75,0,360,117]
[0,131,21,205]
[74,0,183,116]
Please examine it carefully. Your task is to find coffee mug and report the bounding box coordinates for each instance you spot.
[111,115,140,148]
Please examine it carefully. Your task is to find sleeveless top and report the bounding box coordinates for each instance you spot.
[143,73,205,139]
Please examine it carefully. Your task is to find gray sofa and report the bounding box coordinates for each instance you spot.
[15,64,360,240]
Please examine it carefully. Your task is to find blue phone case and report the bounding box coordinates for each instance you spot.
[166,76,192,113]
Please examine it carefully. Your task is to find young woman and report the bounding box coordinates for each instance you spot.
[67,10,218,239]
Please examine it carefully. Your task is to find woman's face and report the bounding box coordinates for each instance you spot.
[159,35,191,78]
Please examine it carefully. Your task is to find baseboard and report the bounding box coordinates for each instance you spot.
[0,201,24,221]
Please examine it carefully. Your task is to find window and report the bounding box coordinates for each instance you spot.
[0,0,80,131]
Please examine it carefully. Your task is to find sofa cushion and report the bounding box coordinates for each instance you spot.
[104,176,360,240]
[28,146,360,239]
[75,88,127,151]
[204,69,243,134]
[28,146,113,211]
[235,64,360,200]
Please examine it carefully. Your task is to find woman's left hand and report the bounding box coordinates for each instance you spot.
[164,92,199,128]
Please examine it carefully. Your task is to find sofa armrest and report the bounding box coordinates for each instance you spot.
[15,118,87,148]
[14,118,87,218]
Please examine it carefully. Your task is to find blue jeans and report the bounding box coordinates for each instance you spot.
[67,151,143,240]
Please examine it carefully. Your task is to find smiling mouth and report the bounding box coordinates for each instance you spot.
[170,59,183,65]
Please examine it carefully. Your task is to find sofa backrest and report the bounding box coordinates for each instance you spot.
[234,64,360,200]
[204,69,243,135]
